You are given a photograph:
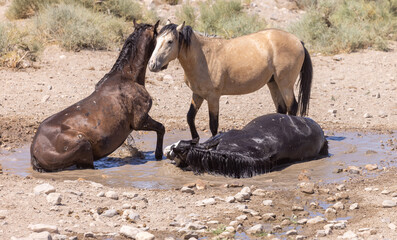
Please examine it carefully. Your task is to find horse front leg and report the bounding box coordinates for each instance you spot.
[187,93,204,143]
[139,116,165,160]
[208,95,220,137]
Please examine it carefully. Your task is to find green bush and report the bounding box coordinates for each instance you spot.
[176,2,197,28]
[6,0,53,19]
[197,0,266,38]
[0,23,43,68]
[34,3,128,51]
[289,0,397,53]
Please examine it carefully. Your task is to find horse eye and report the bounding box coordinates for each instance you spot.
[167,40,173,44]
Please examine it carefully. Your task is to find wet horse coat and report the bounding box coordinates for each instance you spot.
[166,113,328,178]
[30,22,164,172]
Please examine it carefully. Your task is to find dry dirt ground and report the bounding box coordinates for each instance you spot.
[1,0,397,239]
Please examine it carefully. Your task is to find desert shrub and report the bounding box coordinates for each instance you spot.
[176,2,197,28]
[95,0,143,21]
[6,0,53,19]
[197,0,266,38]
[34,3,128,51]
[0,23,43,68]
[289,0,397,53]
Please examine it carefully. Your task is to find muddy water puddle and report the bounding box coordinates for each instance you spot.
[0,130,396,189]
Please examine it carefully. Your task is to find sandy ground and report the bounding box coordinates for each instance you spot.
[1,0,397,239]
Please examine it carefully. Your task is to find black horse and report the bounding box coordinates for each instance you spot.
[165,113,328,178]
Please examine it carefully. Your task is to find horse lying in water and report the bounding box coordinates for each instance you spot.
[31,21,165,172]
[165,113,328,178]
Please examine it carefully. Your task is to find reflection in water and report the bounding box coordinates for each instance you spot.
[0,131,396,190]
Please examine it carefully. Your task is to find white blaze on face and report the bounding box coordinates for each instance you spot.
[163,140,181,159]
[149,30,179,72]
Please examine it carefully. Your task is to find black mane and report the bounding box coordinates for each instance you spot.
[159,24,193,51]
[96,23,153,87]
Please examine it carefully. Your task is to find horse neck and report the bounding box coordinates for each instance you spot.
[177,33,213,80]
[121,48,150,86]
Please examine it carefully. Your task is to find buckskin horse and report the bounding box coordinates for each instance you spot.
[31,21,165,172]
[148,21,313,142]
[165,113,328,178]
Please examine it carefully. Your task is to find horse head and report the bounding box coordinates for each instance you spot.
[148,20,187,72]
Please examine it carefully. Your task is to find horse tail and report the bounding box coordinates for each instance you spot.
[319,139,329,156]
[298,42,313,116]
[31,152,45,173]
[185,148,275,178]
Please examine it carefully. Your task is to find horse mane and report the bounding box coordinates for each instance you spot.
[96,23,153,88]
[159,24,194,51]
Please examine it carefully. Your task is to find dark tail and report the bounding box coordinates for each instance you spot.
[319,139,329,156]
[185,148,275,178]
[298,42,313,116]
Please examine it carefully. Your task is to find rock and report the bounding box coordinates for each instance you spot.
[235,204,247,211]
[335,192,349,200]
[225,196,235,203]
[318,188,330,194]
[299,182,315,194]
[235,192,250,202]
[262,200,273,206]
[28,224,59,233]
[84,232,94,238]
[243,208,259,216]
[388,223,396,230]
[381,190,390,195]
[181,187,195,194]
[46,193,62,205]
[307,216,326,224]
[122,192,138,199]
[225,226,235,232]
[246,224,264,234]
[160,74,173,82]
[252,189,267,196]
[262,213,276,221]
[342,230,357,239]
[186,222,207,230]
[292,206,304,211]
[97,192,105,197]
[333,201,344,210]
[52,234,67,240]
[105,191,119,200]
[135,231,155,240]
[201,198,216,205]
[41,95,50,103]
[29,231,52,240]
[336,184,346,191]
[334,222,346,229]
[281,219,291,226]
[365,164,378,171]
[347,166,361,174]
[236,215,248,221]
[120,226,142,239]
[363,113,373,118]
[102,209,118,217]
[286,229,298,236]
[122,204,132,209]
[325,208,337,215]
[240,186,251,194]
[347,108,354,111]
[34,184,56,195]
[316,230,327,237]
[349,203,359,210]
[296,235,306,240]
[297,218,308,225]
[382,200,396,208]
[195,179,207,190]
[0,210,8,219]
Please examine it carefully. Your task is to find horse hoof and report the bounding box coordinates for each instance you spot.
[155,153,163,160]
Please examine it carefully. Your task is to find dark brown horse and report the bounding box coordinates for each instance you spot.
[31,21,164,172]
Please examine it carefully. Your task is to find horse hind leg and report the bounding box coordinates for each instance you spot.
[137,115,165,160]
[275,73,299,116]
[267,77,287,114]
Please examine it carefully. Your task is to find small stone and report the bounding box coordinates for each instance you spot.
[29,231,52,240]
[262,213,276,221]
[195,179,207,190]
[335,192,349,200]
[97,192,105,197]
[316,230,327,237]
[363,113,373,118]
[122,192,138,199]
[53,234,68,240]
[318,188,330,194]
[122,204,131,209]
[299,182,315,194]
[334,222,346,229]
[342,230,357,239]
[246,224,264,234]
[120,226,141,239]
[84,232,94,238]
[236,215,248,221]
[307,216,326,224]
[225,196,235,203]
[201,198,216,205]
[181,187,195,194]
[102,209,118,217]
[388,223,396,230]
[297,218,308,225]
[347,166,361,174]
[349,203,359,210]
[235,192,250,202]
[240,187,251,195]
[333,201,344,210]
[286,229,298,236]
[160,74,173,82]
[135,231,155,240]
[41,95,50,103]
[262,200,273,206]
[336,184,346,191]
[105,191,119,200]
[225,226,235,233]
[292,206,304,211]
[325,208,337,215]
[381,190,391,195]
[28,224,59,233]
[46,193,62,205]
[252,189,267,196]
[365,164,378,171]
[296,235,306,240]
[123,210,140,221]
[347,108,354,111]
[34,184,56,195]
[382,200,396,208]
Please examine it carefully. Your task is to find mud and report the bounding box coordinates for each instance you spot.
[1,131,396,190]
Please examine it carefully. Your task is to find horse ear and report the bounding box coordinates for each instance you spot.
[166,19,171,25]
[154,20,160,33]
[176,21,185,33]
[133,19,137,28]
